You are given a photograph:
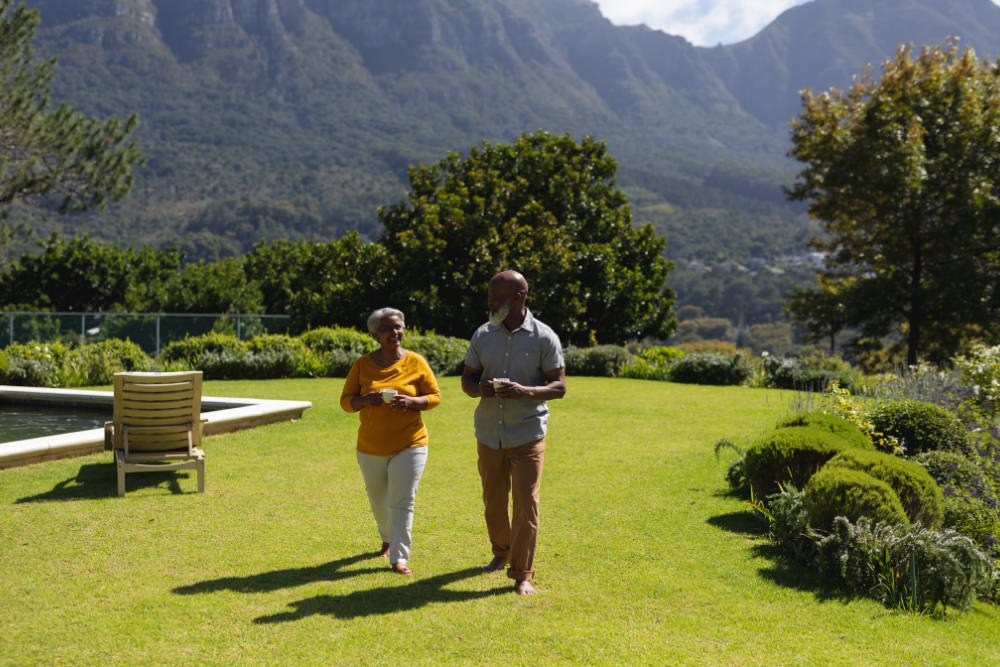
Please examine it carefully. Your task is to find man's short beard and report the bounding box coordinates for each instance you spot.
[489,301,510,326]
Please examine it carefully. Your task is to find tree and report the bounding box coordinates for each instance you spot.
[0,233,182,311]
[1,0,143,235]
[786,41,1000,365]
[379,131,676,344]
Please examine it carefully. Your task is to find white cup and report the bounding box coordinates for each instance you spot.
[381,389,398,403]
[493,378,509,389]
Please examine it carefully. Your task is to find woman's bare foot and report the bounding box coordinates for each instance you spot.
[391,563,412,575]
[515,580,536,595]
[377,542,390,557]
[482,556,508,572]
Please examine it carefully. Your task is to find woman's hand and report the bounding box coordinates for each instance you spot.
[362,390,385,406]
[391,394,429,411]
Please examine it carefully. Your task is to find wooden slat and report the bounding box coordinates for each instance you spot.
[120,373,199,384]
[121,416,194,427]
[125,433,188,445]
[122,389,193,402]
[123,398,193,411]
[122,381,193,393]
[123,406,196,420]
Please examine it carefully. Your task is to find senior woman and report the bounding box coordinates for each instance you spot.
[340,307,441,575]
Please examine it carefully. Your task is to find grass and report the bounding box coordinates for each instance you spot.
[1,377,998,666]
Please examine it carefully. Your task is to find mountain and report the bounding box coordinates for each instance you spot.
[699,0,1000,126]
[14,0,790,260]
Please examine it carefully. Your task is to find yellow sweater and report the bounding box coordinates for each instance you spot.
[340,352,441,456]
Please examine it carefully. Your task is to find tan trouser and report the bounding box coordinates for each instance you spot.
[477,438,545,582]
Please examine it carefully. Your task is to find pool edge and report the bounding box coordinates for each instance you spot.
[0,386,312,469]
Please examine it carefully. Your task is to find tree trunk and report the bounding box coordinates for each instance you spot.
[908,245,923,367]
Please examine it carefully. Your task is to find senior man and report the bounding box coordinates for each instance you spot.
[461,270,566,596]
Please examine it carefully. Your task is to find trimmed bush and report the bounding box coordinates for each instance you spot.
[743,426,873,493]
[804,467,909,531]
[66,339,153,386]
[775,412,871,450]
[407,332,467,376]
[825,449,944,528]
[915,450,1000,556]
[196,349,296,381]
[669,352,752,386]
[161,333,246,363]
[245,334,306,356]
[299,327,376,356]
[563,345,632,377]
[763,354,859,391]
[869,400,975,457]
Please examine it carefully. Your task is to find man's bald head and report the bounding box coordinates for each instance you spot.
[489,270,529,297]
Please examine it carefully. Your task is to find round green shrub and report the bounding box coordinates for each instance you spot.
[299,327,376,356]
[804,467,909,532]
[67,339,153,386]
[825,449,943,528]
[669,352,752,386]
[161,332,246,363]
[868,400,974,457]
[743,426,873,494]
[563,345,632,377]
[406,332,468,376]
[245,334,306,356]
[775,412,871,449]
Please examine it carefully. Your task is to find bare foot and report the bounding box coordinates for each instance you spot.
[515,580,536,596]
[483,556,508,572]
[391,563,412,575]
[377,542,389,558]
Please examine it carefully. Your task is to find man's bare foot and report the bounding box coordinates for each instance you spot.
[377,542,389,557]
[515,580,536,595]
[483,556,508,572]
[391,563,412,575]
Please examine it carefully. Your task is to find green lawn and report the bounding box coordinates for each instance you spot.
[1,378,997,666]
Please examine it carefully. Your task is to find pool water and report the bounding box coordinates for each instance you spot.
[0,404,112,443]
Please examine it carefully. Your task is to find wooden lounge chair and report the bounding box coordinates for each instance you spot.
[104,371,207,498]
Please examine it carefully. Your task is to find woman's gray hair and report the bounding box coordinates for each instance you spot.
[367,307,405,339]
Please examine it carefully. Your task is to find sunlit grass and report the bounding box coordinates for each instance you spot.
[1,378,997,666]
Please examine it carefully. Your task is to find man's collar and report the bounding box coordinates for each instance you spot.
[489,308,536,333]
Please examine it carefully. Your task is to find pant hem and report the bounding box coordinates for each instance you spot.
[506,569,534,583]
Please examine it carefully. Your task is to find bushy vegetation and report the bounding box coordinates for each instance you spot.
[563,345,632,377]
[669,352,752,386]
[824,449,943,528]
[761,349,860,391]
[869,400,974,457]
[803,466,910,531]
[774,411,872,450]
[743,424,873,493]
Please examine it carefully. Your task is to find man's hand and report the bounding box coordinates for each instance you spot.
[480,380,498,398]
[495,381,531,400]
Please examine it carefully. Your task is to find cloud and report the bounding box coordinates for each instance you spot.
[591,0,812,47]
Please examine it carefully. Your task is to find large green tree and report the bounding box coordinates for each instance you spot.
[786,41,1000,364]
[0,0,143,258]
[379,131,676,344]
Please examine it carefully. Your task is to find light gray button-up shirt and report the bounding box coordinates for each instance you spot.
[465,309,565,449]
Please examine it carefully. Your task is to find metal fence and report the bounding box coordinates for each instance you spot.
[0,312,291,357]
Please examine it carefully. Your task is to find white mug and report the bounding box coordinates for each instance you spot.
[381,389,398,403]
[493,378,509,389]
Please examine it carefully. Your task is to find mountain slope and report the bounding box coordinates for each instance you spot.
[699,0,1000,126]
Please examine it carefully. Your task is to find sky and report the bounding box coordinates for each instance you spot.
[591,0,814,47]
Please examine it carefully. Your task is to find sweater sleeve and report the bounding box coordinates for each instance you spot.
[340,358,363,413]
[416,356,441,411]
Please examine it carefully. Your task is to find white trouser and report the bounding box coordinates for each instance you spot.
[356,446,427,565]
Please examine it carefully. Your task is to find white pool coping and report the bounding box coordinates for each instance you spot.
[0,386,312,469]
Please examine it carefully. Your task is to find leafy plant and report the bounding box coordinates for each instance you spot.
[668,352,752,386]
[821,381,902,454]
[66,339,153,386]
[869,399,975,457]
[743,425,873,493]
[804,466,910,531]
[563,345,632,377]
[774,411,871,450]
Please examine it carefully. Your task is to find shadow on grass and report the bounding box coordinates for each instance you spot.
[173,553,383,595]
[253,567,509,623]
[751,543,853,603]
[15,462,190,503]
[706,511,762,535]
[707,512,854,604]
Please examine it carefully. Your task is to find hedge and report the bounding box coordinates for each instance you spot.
[564,345,632,377]
[804,467,910,532]
[668,352,752,386]
[868,400,975,457]
[825,449,943,528]
[743,425,873,494]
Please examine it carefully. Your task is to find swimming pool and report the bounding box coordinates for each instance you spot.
[0,404,111,444]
